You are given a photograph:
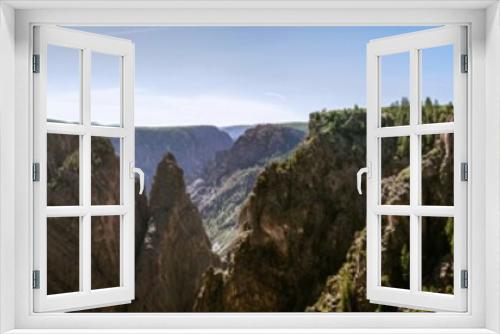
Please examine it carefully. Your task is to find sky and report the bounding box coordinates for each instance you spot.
[47,26,453,127]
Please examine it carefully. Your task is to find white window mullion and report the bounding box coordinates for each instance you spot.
[365,44,379,299]
[121,50,135,292]
[81,48,92,294]
[409,48,421,293]
[374,205,454,217]
[33,27,49,304]
[452,25,468,308]
[375,123,454,138]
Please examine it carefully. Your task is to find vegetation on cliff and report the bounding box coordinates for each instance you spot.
[190,124,305,255]
[47,135,219,312]
[194,107,367,311]
[47,98,454,313]
[195,100,454,312]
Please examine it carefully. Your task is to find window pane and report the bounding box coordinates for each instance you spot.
[421,45,454,124]
[381,215,410,290]
[421,217,454,294]
[47,217,80,295]
[381,136,410,205]
[47,133,80,206]
[91,52,122,127]
[421,134,454,206]
[47,45,81,124]
[91,216,121,290]
[91,137,121,205]
[380,52,410,127]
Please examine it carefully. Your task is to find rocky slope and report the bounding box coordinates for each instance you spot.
[205,124,305,183]
[189,124,305,255]
[47,100,454,313]
[194,108,366,311]
[129,153,220,311]
[134,126,233,193]
[47,135,219,312]
[194,104,454,312]
[307,120,454,312]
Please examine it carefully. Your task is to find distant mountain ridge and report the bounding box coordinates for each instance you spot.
[47,135,219,312]
[221,122,308,141]
[194,109,368,311]
[132,126,233,194]
[190,124,306,255]
[111,123,309,197]
[47,101,454,313]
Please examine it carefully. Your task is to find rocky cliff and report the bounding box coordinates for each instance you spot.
[134,126,233,193]
[47,135,219,312]
[194,105,454,312]
[194,108,366,311]
[47,100,454,313]
[129,153,220,311]
[189,124,305,255]
[307,130,454,312]
[205,124,305,183]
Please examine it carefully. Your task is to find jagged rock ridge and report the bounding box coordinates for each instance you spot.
[133,126,233,193]
[189,124,305,255]
[47,135,219,312]
[130,153,220,311]
[308,107,454,312]
[194,109,366,311]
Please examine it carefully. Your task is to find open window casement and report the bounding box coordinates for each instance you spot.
[361,25,468,312]
[33,26,141,312]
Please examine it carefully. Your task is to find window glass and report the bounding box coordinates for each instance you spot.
[380,52,410,127]
[381,136,410,205]
[91,52,122,127]
[421,45,454,124]
[91,216,121,290]
[47,217,80,295]
[421,134,454,206]
[47,45,81,124]
[47,134,80,206]
[91,137,121,205]
[381,215,410,290]
[421,217,454,294]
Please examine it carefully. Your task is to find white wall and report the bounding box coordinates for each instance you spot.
[485,1,500,332]
[0,2,16,333]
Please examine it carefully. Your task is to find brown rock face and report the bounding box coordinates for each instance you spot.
[308,132,454,312]
[206,124,305,183]
[135,126,233,192]
[47,135,219,312]
[194,109,367,312]
[189,124,305,256]
[130,153,220,311]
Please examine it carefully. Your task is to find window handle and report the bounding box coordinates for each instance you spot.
[357,163,371,195]
[130,162,145,195]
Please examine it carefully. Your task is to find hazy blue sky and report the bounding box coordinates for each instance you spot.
[47,26,452,126]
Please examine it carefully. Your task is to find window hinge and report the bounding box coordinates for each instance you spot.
[461,162,468,182]
[461,54,468,73]
[32,270,40,289]
[32,162,40,182]
[32,54,40,73]
[461,270,468,289]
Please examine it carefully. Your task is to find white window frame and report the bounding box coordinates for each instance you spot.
[32,26,136,312]
[365,26,468,312]
[0,1,498,333]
